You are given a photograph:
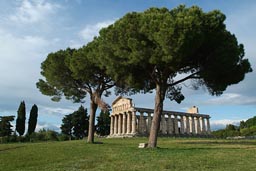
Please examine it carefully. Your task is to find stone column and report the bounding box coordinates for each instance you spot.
[110,115,114,135]
[122,113,127,134]
[180,116,185,134]
[196,117,201,134]
[167,114,173,135]
[174,115,179,134]
[161,114,167,134]
[191,116,196,134]
[143,115,147,134]
[126,112,131,134]
[139,112,145,134]
[206,117,211,134]
[201,117,206,134]
[147,112,152,134]
[131,111,136,134]
[114,115,118,135]
[186,115,190,134]
[118,114,122,135]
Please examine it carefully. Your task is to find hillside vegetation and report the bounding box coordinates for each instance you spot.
[212,116,256,138]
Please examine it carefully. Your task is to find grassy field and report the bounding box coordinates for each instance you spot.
[1,138,256,171]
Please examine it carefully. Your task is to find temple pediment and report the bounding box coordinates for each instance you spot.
[112,96,133,114]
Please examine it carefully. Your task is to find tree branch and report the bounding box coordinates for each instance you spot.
[103,83,115,91]
[168,71,201,87]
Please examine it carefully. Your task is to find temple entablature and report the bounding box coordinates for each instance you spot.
[111,96,134,114]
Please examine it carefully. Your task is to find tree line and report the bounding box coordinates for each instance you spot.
[37,5,252,148]
[0,102,110,143]
[212,116,256,138]
[0,101,38,137]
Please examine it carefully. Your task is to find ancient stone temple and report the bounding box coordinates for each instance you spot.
[108,96,211,138]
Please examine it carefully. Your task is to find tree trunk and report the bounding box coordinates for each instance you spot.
[87,101,98,143]
[148,84,165,148]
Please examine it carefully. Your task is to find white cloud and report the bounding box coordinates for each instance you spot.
[0,27,72,123]
[0,29,50,88]
[39,105,77,116]
[79,20,115,43]
[64,0,82,4]
[0,30,49,60]
[211,119,242,126]
[210,119,243,130]
[68,39,84,49]
[36,121,60,132]
[9,0,60,23]
[205,93,256,105]
[226,2,256,52]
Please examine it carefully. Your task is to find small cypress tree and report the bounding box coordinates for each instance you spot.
[27,104,38,135]
[16,101,26,136]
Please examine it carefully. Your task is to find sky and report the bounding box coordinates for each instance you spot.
[0,0,256,131]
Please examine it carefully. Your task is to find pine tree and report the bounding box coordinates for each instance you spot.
[16,101,26,136]
[97,6,252,147]
[37,47,114,143]
[27,104,38,135]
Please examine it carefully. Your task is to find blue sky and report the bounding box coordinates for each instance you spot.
[0,0,255,131]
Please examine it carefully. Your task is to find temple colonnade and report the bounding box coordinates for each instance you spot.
[108,97,211,137]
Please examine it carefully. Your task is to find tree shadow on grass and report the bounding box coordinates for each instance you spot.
[0,146,25,152]
[151,146,256,153]
[181,141,256,146]
[151,140,256,151]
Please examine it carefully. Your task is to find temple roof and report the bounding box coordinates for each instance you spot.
[112,96,132,106]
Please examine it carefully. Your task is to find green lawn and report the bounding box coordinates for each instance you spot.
[1,138,256,171]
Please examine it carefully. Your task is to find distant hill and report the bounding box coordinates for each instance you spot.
[240,116,256,128]
[212,116,256,138]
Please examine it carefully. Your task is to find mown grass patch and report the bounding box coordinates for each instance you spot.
[1,138,256,171]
